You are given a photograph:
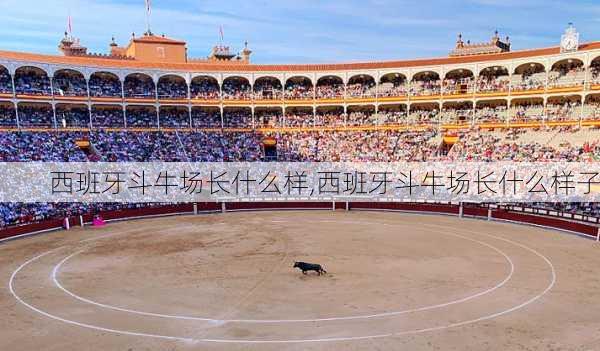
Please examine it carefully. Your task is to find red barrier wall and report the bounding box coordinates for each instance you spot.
[1,202,598,242]
[225,202,332,211]
[491,209,598,237]
[350,202,460,215]
[0,219,63,240]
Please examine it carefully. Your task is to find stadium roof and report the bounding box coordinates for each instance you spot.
[1,41,600,73]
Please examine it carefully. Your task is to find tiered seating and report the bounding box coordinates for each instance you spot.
[18,104,54,127]
[89,73,122,97]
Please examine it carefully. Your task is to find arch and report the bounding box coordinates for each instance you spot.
[159,105,190,128]
[443,69,474,95]
[585,93,600,104]
[510,97,544,107]
[409,102,439,124]
[475,99,508,108]
[479,66,509,77]
[316,75,343,87]
[411,71,440,82]
[16,102,54,127]
[222,76,251,100]
[546,95,582,122]
[512,63,546,92]
[124,73,155,99]
[254,76,283,100]
[53,68,85,79]
[474,99,508,123]
[285,76,314,99]
[125,105,158,127]
[550,58,584,72]
[348,74,375,86]
[191,106,221,128]
[441,101,473,124]
[15,65,49,76]
[222,76,251,86]
[285,75,313,87]
[378,73,407,97]
[477,66,510,93]
[14,66,51,95]
[548,58,585,89]
[444,68,474,80]
[411,71,441,96]
[442,100,473,109]
[55,103,90,128]
[347,104,376,126]
[513,62,546,75]
[223,106,252,128]
[255,106,283,128]
[282,106,314,127]
[316,75,344,99]
[254,76,283,89]
[91,104,124,128]
[157,74,188,99]
[380,72,407,85]
[190,75,220,99]
[315,105,344,127]
[53,69,87,97]
[347,74,376,98]
[89,71,122,98]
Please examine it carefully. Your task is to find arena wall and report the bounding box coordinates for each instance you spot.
[1,203,598,243]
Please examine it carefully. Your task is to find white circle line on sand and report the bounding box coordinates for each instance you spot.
[51,221,516,323]
[9,218,556,343]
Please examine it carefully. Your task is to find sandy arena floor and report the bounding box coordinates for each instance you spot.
[1,211,600,351]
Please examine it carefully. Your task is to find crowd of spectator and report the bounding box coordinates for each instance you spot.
[57,107,90,128]
[546,102,580,121]
[157,78,187,99]
[160,108,190,128]
[18,104,54,127]
[442,77,474,95]
[53,72,87,97]
[224,110,252,128]
[126,108,158,127]
[475,75,509,92]
[92,108,125,128]
[222,80,251,100]
[89,74,122,97]
[346,82,376,98]
[410,79,441,96]
[124,75,155,99]
[190,79,220,99]
[4,124,600,226]
[254,80,283,100]
[0,104,16,127]
[511,71,545,92]
[548,63,586,88]
[191,109,221,128]
[15,70,52,95]
[285,81,314,99]
[316,83,345,99]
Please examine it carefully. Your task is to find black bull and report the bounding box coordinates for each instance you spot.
[293,262,327,275]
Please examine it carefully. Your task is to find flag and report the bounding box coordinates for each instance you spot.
[219,25,224,42]
[67,14,72,35]
[145,0,151,14]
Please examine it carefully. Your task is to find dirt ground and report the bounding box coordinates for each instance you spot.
[1,210,600,351]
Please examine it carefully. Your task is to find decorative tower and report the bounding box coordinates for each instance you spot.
[241,41,253,63]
